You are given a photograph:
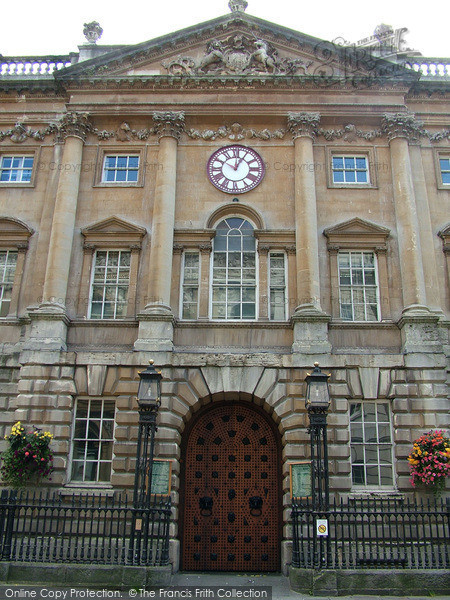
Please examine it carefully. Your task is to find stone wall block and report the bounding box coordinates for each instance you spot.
[282,444,307,460]
[264,383,287,408]
[155,442,180,460]
[114,396,134,410]
[20,365,53,379]
[0,382,19,395]
[49,379,76,394]
[45,409,72,424]
[155,426,181,444]
[111,380,138,396]
[52,440,69,453]
[111,473,134,487]
[114,426,129,440]
[432,384,449,397]
[115,411,138,426]
[391,369,407,383]
[14,394,56,408]
[56,395,74,409]
[392,398,410,412]
[333,398,348,412]
[378,369,392,398]
[74,366,87,395]
[112,458,127,471]
[328,444,350,459]
[328,475,351,490]
[175,382,199,410]
[113,443,137,457]
[60,366,75,379]
[280,412,307,431]
[12,409,29,422]
[358,367,379,399]
[327,413,349,427]
[393,413,423,427]
[335,461,351,475]
[103,366,121,395]
[344,369,362,398]
[413,397,449,411]
[16,379,34,393]
[329,382,350,397]
[271,397,295,420]
[252,368,278,400]
[167,396,191,417]
[284,429,309,443]
[87,364,108,396]
[285,382,305,397]
[185,369,210,401]
[334,429,350,443]
[158,411,183,429]
[53,425,70,439]
[391,383,419,397]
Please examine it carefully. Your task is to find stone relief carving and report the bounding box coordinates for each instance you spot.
[162,35,312,76]
[58,111,92,141]
[287,112,321,140]
[381,112,425,142]
[0,122,56,143]
[186,122,287,141]
[83,22,103,44]
[0,115,448,145]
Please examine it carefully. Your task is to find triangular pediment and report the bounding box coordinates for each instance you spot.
[56,13,411,82]
[324,218,390,247]
[81,217,146,248]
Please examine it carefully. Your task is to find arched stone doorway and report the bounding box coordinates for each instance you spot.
[180,400,281,572]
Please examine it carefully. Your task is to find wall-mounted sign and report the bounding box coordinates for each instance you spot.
[289,461,312,498]
[150,459,172,496]
[316,518,329,537]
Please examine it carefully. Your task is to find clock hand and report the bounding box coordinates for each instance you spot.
[234,157,244,171]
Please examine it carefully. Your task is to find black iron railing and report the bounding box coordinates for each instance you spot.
[0,490,171,566]
[291,496,449,570]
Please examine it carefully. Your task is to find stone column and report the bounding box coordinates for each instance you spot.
[382,113,439,355]
[135,111,185,351]
[287,113,330,355]
[25,112,90,351]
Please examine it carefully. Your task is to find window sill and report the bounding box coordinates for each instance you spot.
[60,484,115,496]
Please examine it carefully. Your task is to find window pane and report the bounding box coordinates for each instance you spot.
[71,399,115,483]
[350,401,393,488]
[211,218,256,321]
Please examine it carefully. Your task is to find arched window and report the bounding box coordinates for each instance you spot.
[211,217,256,320]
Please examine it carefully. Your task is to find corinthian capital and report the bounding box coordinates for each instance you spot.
[152,111,185,140]
[58,112,91,142]
[287,112,321,141]
[381,112,424,143]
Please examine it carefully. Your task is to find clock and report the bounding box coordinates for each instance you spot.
[207,145,265,194]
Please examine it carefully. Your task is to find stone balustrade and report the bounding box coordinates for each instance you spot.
[405,57,450,78]
[0,56,75,76]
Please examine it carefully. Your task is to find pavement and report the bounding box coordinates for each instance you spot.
[170,572,450,599]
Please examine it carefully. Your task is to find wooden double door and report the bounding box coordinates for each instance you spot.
[181,402,281,571]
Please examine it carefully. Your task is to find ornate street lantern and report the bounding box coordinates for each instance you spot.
[305,363,331,510]
[133,360,162,508]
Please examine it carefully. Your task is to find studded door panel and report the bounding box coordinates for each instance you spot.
[182,403,280,571]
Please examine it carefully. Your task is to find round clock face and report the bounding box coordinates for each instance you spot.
[207,145,265,194]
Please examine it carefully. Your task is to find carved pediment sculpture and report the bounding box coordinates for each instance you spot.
[162,35,312,76]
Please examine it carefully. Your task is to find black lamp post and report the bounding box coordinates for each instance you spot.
[305,362,331,510]
[133,360,162,508]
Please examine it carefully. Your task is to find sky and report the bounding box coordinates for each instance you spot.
[1,0,448,58]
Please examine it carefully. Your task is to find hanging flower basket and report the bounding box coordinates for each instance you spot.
[1,421,54,488]
[408,430,450,495]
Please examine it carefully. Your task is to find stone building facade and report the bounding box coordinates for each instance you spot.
[0,2,449,573]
